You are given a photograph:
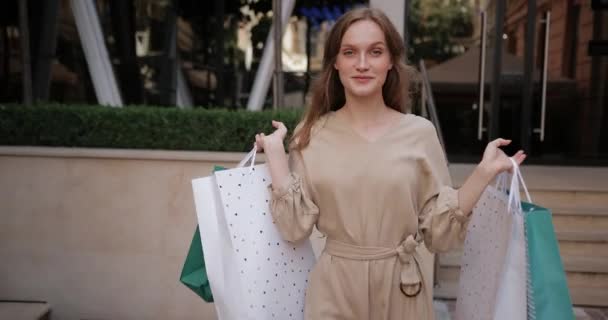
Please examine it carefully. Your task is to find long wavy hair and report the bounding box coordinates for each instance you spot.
[290,7,417,150]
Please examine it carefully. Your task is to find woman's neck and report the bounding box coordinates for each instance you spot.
[340,92,390,126]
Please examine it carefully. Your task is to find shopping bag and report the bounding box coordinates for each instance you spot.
[507,158,573,320]
[179,226,214,302]
[491,211,526,320]
[523,202,574,320]
[506,159,574,320]
[193,167,247,320]
[455,173,514,320]
[192,147,316,320]
[213,147,316,319]
[180,166,226,302]
[492,164,529,320]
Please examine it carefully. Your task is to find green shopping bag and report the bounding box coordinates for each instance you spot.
[180,226,214,302]
[523,202,574,320]
[180,166,226,302]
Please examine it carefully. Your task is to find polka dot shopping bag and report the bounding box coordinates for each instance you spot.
[454,170,526,320]
[192,147,316,320]
[455,159,573,320]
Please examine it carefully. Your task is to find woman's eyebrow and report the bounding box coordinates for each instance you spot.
[340,41,387,48]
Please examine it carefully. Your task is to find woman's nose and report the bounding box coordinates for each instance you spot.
[356,53,370,71]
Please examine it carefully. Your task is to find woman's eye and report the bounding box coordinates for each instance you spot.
[343,50,354,56]
[371,49,383,56]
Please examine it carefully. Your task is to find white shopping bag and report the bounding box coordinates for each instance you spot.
[493,209,526,320]
[192,174,248,320]
[192,147,316,320]
[493,158,533,320]
[455,173,513,320]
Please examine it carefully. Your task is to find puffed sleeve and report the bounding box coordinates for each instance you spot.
[268,149,319,243]
[417,122,470,253]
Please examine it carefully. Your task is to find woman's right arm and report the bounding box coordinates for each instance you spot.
[255,120,319,243]
[255,120,291,190]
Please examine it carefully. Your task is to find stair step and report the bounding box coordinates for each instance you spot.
[441,242,608,259]
[558,242,608,257]
[552,207,608,217]
[449,164,608,193]
[553,215,608,238]
[432,280,608,307]
[437,265,608,288]
[0,302,50,320]
[455,222,608,243]
[464,207,608,243]
[439,252,608,273]
[530,191,608,209]
[557,230,608,242]
[563,256,608,273]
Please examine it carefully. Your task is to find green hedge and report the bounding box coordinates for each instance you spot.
[0,104,303,152]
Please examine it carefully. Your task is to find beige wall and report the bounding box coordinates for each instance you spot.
[0,147,246,320]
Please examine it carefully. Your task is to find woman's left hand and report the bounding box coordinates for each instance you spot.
[479,138,527,178]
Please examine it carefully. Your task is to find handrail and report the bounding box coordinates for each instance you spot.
[477,11,488,140]
[418,60,446,155]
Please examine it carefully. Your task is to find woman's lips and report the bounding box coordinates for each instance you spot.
[352,76,374,84]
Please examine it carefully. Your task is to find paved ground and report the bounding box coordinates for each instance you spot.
[434,300,608,320]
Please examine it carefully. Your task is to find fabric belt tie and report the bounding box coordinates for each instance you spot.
[324,235,423,297]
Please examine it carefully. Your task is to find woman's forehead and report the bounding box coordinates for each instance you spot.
[341,20,387,47]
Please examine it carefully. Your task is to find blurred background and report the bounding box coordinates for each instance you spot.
[1,1,607,319]
[1,0,606,164]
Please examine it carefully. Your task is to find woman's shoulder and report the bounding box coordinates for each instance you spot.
[400,113,437,135]
[289,112,334,151]
[293,112,333,136]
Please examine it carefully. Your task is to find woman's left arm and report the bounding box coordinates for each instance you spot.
[458,138,527,216]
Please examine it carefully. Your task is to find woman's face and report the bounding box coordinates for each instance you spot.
[334,19,393,100]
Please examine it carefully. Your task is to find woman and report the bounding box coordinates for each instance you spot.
[255,7,526,320]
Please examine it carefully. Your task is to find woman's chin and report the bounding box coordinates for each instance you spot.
[346,87,381,99]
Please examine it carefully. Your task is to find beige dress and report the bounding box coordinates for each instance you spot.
[269,111,470,320]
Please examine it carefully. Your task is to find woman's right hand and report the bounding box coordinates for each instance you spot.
[255,120,288,153]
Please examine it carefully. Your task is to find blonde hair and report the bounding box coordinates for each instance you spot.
[290,7,417,150]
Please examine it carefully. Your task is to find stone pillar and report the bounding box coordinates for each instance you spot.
[369,0,405,38]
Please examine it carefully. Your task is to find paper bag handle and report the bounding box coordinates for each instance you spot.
[507,157,532,212]
[237,146,257,171]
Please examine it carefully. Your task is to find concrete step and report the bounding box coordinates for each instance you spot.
[433,279,608,307]
[553,214,608,242]
[558,242,608,257]
[439,251,608,274]
[449,164,608,194]
[551,206,608,242]
[530,190,608,209]
[439,242,608,264]
[556,230,608,242]
[437,265,608,288]
[552,206,608,217]
[0,302,50,320]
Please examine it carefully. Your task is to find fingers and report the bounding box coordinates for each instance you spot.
[256,121,286,151]
[272,120,287,133]
[506,151,527,172]
[491,138,511,147]
[513,150,527,165]
[254,134,264,152]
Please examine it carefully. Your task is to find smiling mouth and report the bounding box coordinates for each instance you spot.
[352,76,374,83]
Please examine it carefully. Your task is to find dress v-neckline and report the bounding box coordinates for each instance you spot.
[331,110,409,144]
